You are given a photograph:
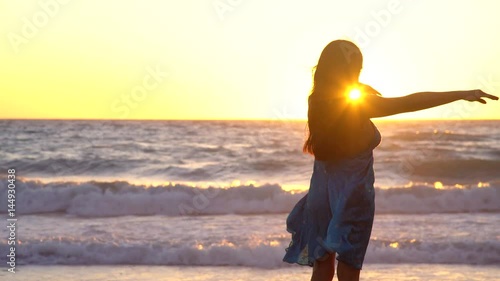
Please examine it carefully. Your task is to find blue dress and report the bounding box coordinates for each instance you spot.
[283,121,381,270]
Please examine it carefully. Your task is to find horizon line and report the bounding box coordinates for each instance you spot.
[0,118,499,122]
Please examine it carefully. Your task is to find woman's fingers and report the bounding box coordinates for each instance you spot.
[482,92,499,100]
[359,83,381,96]
[467,90,499,103]
[477,89,498,100]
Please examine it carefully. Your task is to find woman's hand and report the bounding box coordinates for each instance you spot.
[358,83,382,96]
[463,89,499,104]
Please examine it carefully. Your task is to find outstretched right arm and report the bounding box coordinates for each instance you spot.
[360,86,498,118]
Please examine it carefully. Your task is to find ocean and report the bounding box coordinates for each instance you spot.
[0,119,499,280]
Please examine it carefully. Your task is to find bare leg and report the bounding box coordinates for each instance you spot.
[310,253,335,281]
[337,261,360,281]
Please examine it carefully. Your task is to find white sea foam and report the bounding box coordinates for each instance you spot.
[1,238,497,267]
[1,179,498,217]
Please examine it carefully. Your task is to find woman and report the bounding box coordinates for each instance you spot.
[282,40,498,281]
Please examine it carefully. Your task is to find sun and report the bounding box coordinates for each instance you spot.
[348,88,362,101]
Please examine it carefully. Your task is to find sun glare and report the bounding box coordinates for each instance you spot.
[348,88,362,101]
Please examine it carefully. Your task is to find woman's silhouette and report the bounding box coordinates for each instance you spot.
[282,40,498,281]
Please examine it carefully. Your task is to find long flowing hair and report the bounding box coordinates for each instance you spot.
[302,40,365,161]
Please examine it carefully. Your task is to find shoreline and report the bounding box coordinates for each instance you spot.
[1,264,499,281]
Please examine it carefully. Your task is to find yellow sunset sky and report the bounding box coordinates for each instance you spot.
[1,0,499,120]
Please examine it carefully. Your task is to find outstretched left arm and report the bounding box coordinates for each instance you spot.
[358,84,498,118]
